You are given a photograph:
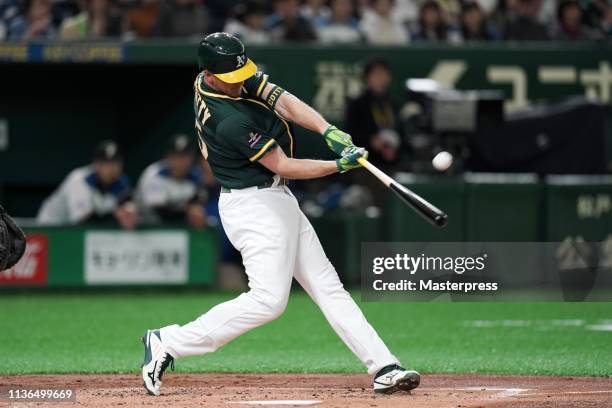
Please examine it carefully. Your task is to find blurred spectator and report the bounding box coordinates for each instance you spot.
[8,0,56,40]
[136,134,207,229]
[1,0,608,43]
[301,0,331,21]
[538,0,557,26]
[360,0,410,44]
[37,140,137,229]
[488,0,517,34]
[0,0,20,40]
[59,0,124,39]
[582,0,607,30]
[552,0,598,40]
[265,0,317,42]
[125,0,158,38]
[412,0,461,42]
[155,0,208,38]
[436,0,462,26]
[224,0,270,44]
[503,0,550,40]
[460,1,500,41]
[206,0,243,32]
[345,58,403,169]
[392,0,421,25]
[476,0,498,15]
[315,0,362,43]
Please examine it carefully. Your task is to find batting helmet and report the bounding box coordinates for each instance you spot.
[198,32,257,84]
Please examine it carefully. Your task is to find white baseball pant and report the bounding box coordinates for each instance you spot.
[160,184,399,375]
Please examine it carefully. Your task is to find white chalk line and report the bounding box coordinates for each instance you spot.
[227,400,321,406]
[586,323,612,331]
[223,388,533,406]
[223,386,533,400]
[223,386,353,391]
[221,386,527,394]
[458,387,531,398]
[520,390,612,397]
[463,318,612,331]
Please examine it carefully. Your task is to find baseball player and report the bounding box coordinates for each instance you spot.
[37,140,137,229]
[142,32,419,396]
[136,134,207,229]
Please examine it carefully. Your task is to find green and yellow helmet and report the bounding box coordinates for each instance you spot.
[197,32,257,83]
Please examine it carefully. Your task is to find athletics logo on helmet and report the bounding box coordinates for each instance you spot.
[198,32,257,84]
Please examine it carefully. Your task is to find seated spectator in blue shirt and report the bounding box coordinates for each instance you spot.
[460,1,500,41]
[37,140,137,229]
[315,0,362,43]
[412,0,461,43]
[136,134,207,229]
[8,0,56,40]
[265,0,317,42]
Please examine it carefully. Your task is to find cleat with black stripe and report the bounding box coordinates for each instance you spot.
[373,364,420,394]
[141,330,174,396]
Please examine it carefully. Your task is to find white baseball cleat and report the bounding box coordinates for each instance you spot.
[141,329,174,396]
[373,364,420,394]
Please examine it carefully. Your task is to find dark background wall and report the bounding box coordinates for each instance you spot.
[0,42,611,216]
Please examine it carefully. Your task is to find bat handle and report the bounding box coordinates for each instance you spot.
[357,157,393,187]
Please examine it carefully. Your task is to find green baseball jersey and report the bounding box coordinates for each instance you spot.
[193,71,295,189]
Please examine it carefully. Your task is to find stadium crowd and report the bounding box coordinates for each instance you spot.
[0,0,610,42]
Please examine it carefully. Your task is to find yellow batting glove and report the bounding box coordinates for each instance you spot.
[323,125,356,156]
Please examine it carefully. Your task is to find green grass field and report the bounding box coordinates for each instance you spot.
[0,291,610,376]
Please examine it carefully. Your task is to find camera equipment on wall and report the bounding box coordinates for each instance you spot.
[402,79,504,173]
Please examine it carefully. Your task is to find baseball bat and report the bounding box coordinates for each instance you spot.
[357,157,448,228]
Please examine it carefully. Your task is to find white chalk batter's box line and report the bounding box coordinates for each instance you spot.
[110,385,612,399]
[224,388,612,406]
[223,388,548,405]
[520,390,612,396]
[227,401,321,406]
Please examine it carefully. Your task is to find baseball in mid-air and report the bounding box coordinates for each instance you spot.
[432,151,453,171]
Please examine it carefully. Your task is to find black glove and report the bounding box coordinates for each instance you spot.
[0,205,26,271]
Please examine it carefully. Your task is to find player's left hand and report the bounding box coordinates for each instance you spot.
[336,147,368,173]
[323,125,356,156]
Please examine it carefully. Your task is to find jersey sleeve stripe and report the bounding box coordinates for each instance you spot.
[249,138,277,162]
[256,74,269,97]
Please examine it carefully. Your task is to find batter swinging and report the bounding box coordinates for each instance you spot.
[141,32,420,396]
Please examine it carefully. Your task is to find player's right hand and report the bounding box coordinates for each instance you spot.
[323,125,356,156]
[336,147,368,173]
